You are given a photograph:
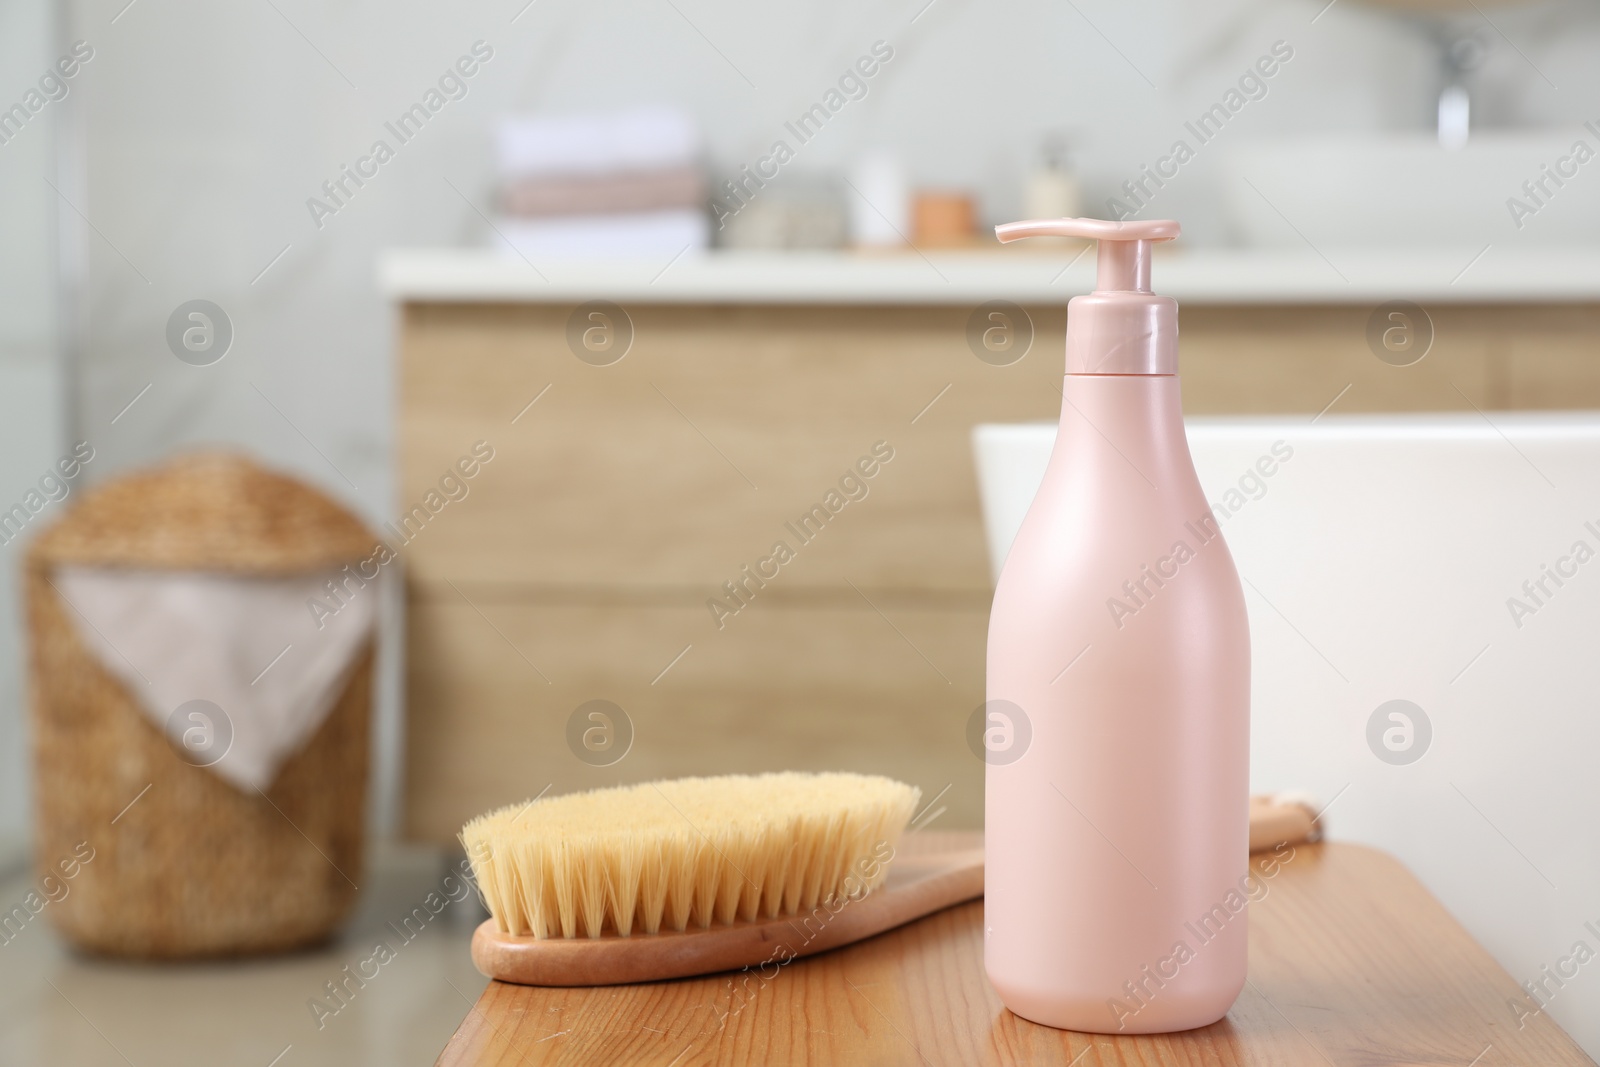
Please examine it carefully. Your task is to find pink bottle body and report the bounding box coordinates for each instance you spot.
[983,218,1250,1034]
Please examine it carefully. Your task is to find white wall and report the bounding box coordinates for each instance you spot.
[55,0,1600,492]
[0,0,66,865]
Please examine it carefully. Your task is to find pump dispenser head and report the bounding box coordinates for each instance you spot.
[996,217,1181,375]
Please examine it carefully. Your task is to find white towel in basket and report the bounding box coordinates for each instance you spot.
[52,566,376,792]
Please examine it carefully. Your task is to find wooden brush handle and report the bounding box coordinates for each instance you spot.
[473,801,1320,987]
[1249,793,1321,852]
[472,845,984,987]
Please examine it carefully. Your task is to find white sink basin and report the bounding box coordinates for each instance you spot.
[1218,133,1600,248]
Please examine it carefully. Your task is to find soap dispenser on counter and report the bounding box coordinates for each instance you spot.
[983,217,1250,1034]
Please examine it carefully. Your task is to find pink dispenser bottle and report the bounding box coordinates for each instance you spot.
[983,218,1250,1033]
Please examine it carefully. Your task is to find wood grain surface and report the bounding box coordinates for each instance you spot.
[436,838,1595,1067]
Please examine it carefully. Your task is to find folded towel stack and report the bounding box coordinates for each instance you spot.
[493,106,709,260]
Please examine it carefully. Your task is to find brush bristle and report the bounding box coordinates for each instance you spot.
[460,772,921,939]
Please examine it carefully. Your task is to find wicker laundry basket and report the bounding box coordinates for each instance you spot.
[25,452,378,958]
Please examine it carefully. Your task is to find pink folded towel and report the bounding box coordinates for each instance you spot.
[500,166,706,217]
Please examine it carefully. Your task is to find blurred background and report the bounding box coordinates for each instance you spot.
[3,0,1600,1062]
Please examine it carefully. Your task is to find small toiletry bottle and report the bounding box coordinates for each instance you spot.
[847,153,909,249]
[983,218,1250,1034]
[1022,135,1081,223]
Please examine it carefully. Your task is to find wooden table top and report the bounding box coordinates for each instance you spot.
[437,836,1595,1066]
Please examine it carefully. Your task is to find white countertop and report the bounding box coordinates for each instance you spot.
[380,246,1600,306]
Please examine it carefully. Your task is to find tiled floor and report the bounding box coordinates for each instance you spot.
[0,845,490,1066]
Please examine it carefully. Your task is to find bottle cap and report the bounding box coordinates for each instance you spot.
[996,217,1180,375]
